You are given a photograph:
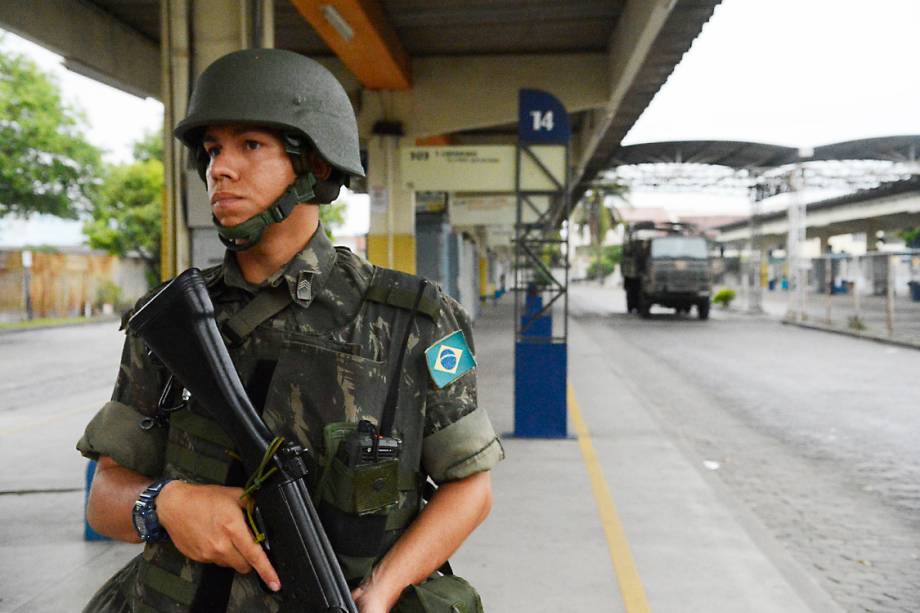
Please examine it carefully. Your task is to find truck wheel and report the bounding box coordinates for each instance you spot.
[697,300,710,320]
[638,298,651,319]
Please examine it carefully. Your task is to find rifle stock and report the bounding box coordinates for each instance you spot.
[129,268,357,613]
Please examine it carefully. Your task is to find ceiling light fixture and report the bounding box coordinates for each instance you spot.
[322,5,354,42]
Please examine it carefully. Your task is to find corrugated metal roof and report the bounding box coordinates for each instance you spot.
[611,136,920,170]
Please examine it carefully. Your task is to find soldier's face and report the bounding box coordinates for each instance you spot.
[203,125,296,227]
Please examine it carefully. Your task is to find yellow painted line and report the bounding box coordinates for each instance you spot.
[0,405,95,436]
[569,385,652,613]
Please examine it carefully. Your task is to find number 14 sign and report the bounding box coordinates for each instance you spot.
[518,89,570,145]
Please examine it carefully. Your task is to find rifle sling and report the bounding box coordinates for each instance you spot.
[379,279,427,438]
[220,284,292,347]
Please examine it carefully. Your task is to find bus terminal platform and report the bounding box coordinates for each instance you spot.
[0,296,843,613]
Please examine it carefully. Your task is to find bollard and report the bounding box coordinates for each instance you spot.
[84,460,109,541]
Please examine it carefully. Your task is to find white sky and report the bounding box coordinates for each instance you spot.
[620,0,920,216]
[2,0,919,245]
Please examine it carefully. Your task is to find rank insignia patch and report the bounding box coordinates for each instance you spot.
[425,330,476,388]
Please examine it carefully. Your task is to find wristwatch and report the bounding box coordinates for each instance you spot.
[132,478,173,543]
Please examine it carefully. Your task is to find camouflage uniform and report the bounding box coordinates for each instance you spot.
[77,226,504,612]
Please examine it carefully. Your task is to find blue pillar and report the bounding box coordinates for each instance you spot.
[514,341,567,437]
[84,460,109,541]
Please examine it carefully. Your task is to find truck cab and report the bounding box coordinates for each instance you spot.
[622,222,712,320]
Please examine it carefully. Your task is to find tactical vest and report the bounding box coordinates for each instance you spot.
[130,259,441,612]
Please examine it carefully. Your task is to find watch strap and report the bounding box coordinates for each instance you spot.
[134,478,174,542]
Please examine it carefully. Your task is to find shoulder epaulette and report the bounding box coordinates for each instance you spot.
[365,267,441,321]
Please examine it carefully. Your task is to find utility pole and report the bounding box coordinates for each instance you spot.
[747,181,764,314]
[785,166,807,321]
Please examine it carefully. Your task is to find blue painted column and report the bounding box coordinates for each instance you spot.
[512,88,571,439]
[84,460,109,541]
[514,341,567,437]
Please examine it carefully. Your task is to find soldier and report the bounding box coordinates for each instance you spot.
[78,49,503,612]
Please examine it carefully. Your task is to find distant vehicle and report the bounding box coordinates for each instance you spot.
[622,221,712,319]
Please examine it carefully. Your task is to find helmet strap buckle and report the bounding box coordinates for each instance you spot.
[212,172,318,251]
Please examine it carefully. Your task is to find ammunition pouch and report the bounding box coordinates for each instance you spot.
[393,574,484,613]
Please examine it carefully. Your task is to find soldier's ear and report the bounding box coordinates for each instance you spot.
[307,151,332,181]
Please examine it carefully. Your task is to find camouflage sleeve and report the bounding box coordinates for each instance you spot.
[75,317,168,477]
[421,295,504,483]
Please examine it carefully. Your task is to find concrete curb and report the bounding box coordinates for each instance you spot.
[0,316,121,336]
[779,319,920,351]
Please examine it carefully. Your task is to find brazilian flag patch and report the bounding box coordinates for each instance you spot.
[425,330,477,389]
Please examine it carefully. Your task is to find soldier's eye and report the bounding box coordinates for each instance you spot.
[245,140,262,151]
[204,145,220,159]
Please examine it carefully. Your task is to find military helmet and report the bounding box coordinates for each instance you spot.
[174,48,364,179]
[173,49,364,251]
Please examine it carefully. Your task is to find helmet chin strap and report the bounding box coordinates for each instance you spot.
[214,172,317,252]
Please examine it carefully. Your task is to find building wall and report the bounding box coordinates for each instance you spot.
[0,249,148,322]
[415,212,450,289]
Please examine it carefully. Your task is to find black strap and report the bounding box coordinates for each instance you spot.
[379,279,427,437]
[365,271,440,321]
[220,284,291,347]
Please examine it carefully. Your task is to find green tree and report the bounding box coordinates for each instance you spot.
[899,227,920,249]
[319,199,346,238]
[0,40,101,218]
[576,180,628,280]
[132,129,163,163]
[84,140,163,286]
[84,159,163,285]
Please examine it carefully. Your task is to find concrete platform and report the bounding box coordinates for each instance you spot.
[0,293,842,612]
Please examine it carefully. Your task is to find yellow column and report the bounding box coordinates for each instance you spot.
[161,0,274,277]
[367,133,416,273]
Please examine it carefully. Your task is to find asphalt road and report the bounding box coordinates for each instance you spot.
[0,321,136,612]
[570,282,920,613]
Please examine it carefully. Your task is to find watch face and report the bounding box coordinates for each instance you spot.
[133,508,148,538]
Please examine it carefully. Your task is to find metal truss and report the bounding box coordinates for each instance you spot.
[603,159,919,199]
[513,144,570,344]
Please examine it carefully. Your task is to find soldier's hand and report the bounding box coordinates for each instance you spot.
[157,481,281,592]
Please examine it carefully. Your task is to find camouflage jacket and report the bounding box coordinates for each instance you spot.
[77,225,503,612]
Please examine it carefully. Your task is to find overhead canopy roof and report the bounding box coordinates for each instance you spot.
[1,0,721,215]
[609,136,920,170]
[715,176,920,245]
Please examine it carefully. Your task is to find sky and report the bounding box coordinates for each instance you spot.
[1,0,919,245]
[619,0,920,216]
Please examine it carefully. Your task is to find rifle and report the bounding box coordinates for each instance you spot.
[129,268,357,613]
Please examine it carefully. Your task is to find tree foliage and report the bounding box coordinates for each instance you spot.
[0,41,101,218]
[84,136,163,286]
[899,227,920,249]
[319,199,346,238]
[132,130,163,164]
[576,180,628,280]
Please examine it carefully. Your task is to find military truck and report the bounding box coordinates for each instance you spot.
[622,221,712,319]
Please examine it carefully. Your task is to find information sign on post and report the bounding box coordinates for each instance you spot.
[514,89,570,439]
[518,89,571,145]
[399,146,565,193]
